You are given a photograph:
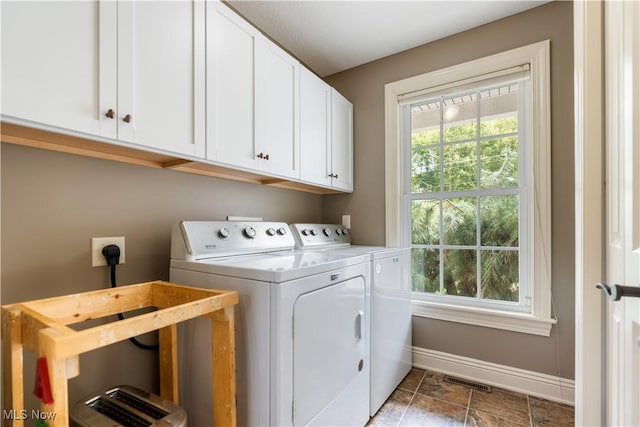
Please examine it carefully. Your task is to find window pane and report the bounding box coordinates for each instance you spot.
[443,93,477,143]
[443,142,477,192]
[480,84,518,137]
[480,195,519,247]
[443,197,476,246]
[411,147,440,193]
[481,250,519,302]
[411,200,440,245]
[443,249,476,297]
[412,248,440,293]
[411,109,440,148]
[480,137,518,188]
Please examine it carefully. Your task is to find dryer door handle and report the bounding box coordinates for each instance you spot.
[355,311,364,340]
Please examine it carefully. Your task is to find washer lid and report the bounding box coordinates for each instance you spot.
[308,245,410,260]
[170,250,369,282]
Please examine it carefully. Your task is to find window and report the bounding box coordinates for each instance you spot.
[385,41,555,336]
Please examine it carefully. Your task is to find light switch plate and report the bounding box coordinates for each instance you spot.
[342,215,351,229]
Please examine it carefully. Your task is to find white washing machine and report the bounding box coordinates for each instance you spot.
[169,221,371,427]
[290,224,412,416]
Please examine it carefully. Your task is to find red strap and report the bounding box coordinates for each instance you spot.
[33,357,54,404]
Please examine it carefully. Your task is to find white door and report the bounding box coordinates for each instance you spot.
[293,278,366,426]
[117,0,205,157]
[207,2,258,169]
[300,66,332,187]
[603,1,640,425]
[1,1,116,138]
[331,89,354,191]
[255,38,300,179]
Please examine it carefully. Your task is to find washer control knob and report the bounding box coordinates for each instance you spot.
[302,229,310,236]
[310,229,318,236]
[277,227,288,235]
[244,226,257,239]
[342,229,349,235]
[218,228,230,239]
[323,228,332,237]
[336,229,343,236]
[266,227,276,236]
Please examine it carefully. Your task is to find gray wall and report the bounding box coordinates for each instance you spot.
[1,2,574,413]
[324,1,575,379]
[1,143,322,409]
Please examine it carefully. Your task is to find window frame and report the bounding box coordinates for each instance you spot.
[384,41,555,336]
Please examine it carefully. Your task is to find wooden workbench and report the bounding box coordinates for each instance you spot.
[1,280,238,427]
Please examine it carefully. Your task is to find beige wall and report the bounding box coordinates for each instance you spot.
[1,143,322,409]
[324,1,575,379]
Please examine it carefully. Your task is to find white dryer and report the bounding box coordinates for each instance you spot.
[290,224,412,416]
[169,221,371,427]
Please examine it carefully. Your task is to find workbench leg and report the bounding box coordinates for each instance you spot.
[37,357,68,427]
[210,307,236,427]
[2,308,24,427]
[159,324,179,404]
[37,330,69,427]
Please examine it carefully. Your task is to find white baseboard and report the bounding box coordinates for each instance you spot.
[412,346,575,406]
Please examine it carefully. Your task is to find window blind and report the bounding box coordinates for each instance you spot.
[398,63,530,106]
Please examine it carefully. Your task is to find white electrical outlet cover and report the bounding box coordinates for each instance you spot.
[91,236,126,267]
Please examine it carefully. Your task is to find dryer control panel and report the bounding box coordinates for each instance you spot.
[171,221,295,261]
[290,223,352,248]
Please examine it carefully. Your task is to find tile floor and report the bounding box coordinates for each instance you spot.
[368,368,574,427]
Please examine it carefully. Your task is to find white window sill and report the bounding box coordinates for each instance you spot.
[412,300,556,336]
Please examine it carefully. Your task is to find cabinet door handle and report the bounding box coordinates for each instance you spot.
[123,114,132,123]
[257,152,264,159]
[264,153,270,160]
[328,173,339,179]
[105,109,115,119]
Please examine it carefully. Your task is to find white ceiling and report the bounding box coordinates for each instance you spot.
[227,0,550,77]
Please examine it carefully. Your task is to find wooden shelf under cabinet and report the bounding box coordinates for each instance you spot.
[0,121,343,195]
[1,280,239,427]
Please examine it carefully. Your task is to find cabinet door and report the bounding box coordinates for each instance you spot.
[117,0,205,158]
[1,1,116,138]
[206,2,257,169]
[331,89,354,191]
[300,67,332,187]
[255,39,300,179]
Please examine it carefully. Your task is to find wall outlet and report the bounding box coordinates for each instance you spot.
[91,237,126,267]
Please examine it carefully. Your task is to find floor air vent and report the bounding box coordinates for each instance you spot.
[444,375,492,392]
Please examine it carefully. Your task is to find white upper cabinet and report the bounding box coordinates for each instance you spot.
[117,1,205,158]
[331,89,354,192]
[206,2,258,170]
[299,67,332,187]
[207,2,300,179]
[1,1,115,138]
[299,67,353,192]
[255,38,300,179]
[1,0,205,158]
[2,0,350,192]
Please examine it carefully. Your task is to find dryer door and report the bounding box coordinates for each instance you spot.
[292,276,366,426]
